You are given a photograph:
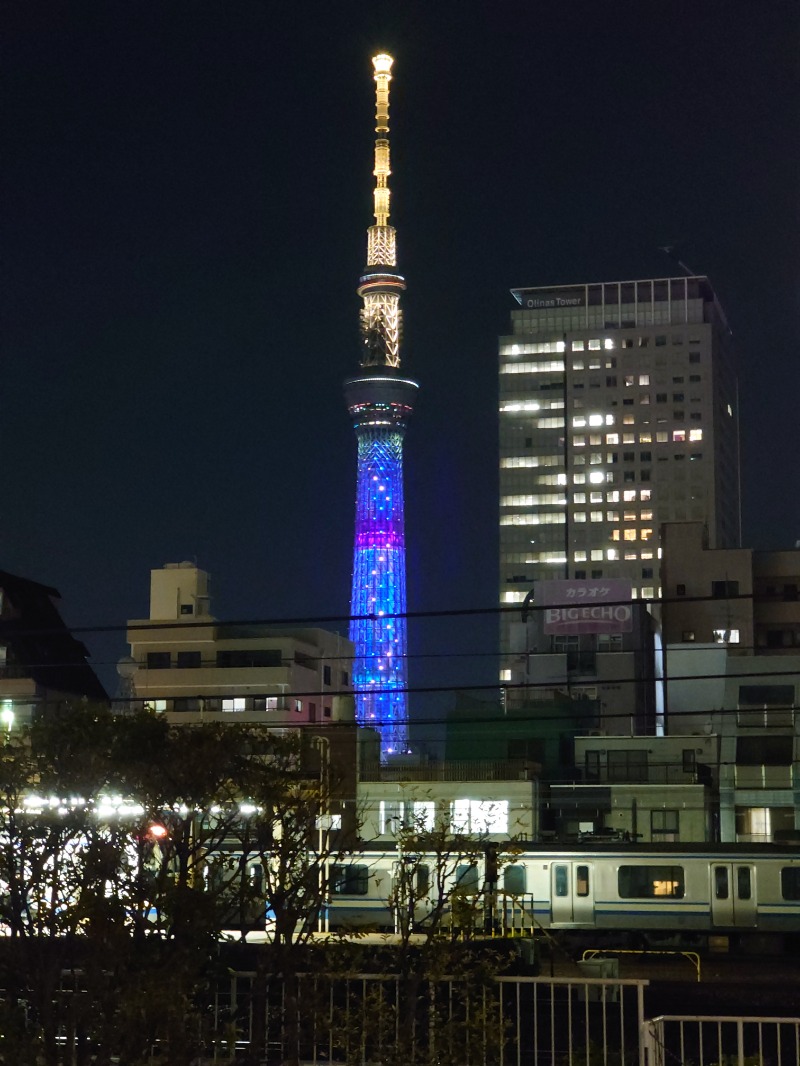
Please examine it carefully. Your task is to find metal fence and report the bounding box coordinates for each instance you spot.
[43,969,800,1065]
[209,972,649,1065]
[642,1015,800,1066]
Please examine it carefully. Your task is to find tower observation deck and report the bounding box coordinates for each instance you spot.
[345,54,418,758]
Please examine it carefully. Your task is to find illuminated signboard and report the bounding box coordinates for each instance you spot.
[539,578,633,635]
[521,290,585,310]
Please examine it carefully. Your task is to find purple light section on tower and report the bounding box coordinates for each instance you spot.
[349,428,409,756]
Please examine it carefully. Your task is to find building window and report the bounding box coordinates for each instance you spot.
[451,799,509,835]
[222,698,246,713]
[689,352,701,363]
[682,631,696,641]
[607,749,647,783]
[341,670,349,686]
[217,649,282,668]
[712,580,739,598]
[172,697,201,712]
[180,604,194,615]
[176,651,201,669]
[682,749,696,773]
[713,628,740,644]
[596,633,622,652]
[651,810,679,841]
[146,652,171,670]
[736,735,792,766]
[252,697,279,711]
[323,665,332,685]
[676,584,686,596]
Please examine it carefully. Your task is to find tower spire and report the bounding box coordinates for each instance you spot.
[345,53,419,759]
[358,53,405,369]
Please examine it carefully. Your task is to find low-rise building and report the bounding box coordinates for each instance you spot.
[358,757,540,842]
[125,562,354,726]
[547,733,716,843]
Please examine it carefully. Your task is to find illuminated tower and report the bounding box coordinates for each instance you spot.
[345,53,418,757]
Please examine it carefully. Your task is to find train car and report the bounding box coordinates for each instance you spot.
[324,843,800,947]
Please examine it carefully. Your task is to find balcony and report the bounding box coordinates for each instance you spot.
[359,759,538,783]
[582,761,704,786]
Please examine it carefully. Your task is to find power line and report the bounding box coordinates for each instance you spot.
[3,589,798,639]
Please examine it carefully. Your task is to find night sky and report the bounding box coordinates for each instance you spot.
[5,3,799,739]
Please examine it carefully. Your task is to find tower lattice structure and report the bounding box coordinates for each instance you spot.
[345,54,418,758]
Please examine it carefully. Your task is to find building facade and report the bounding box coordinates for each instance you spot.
[498,277,739,679]
[549,731,716,843]
[661,524,800,842]
[345,54,418,758]
[125,563,355,728]
[359,757,540,843]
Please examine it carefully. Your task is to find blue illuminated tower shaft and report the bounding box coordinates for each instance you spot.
[346,377,416,754]
[350,430,408,752]
[345,54,418,758]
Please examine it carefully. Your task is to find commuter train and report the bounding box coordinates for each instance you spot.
[323,842,800,947]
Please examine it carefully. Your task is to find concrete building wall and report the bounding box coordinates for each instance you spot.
[358,778,538,843]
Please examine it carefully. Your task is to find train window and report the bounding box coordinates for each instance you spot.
[554,865,569,897]
[781,868,800,901]
[576,865,590,897]
[618,865,685,899]
[737,867,751,901]
[504,865,526,895]
[330,864,369,896]
[250,863,264,896]
[455,864,480,894]
[416,864,430,897]
[714,866,729,900]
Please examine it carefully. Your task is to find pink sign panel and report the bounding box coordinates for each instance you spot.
[538,579,633,635]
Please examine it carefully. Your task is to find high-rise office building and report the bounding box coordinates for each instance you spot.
[498,276,739,673]
[345,55,418,757]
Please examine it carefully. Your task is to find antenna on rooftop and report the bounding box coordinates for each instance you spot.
[659,243,698,277]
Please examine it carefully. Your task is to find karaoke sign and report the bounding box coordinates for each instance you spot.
[539,579,633,635]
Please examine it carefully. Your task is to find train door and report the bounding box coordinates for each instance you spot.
[550,862,594,925]
[710,863,757,927]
